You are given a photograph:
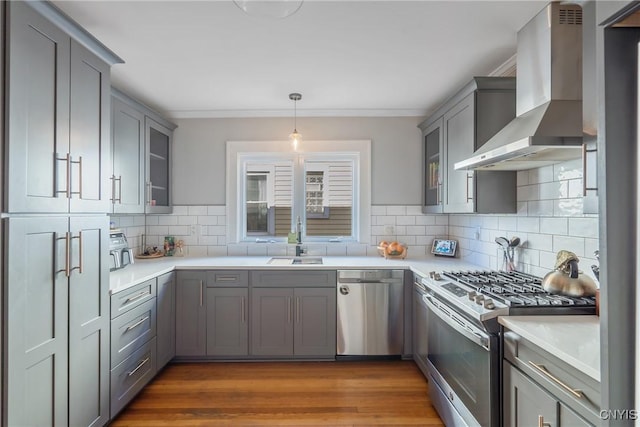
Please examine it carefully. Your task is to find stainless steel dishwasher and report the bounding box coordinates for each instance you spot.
[336,269,404,357]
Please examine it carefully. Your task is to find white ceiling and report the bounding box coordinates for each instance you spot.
[53,0,546,119]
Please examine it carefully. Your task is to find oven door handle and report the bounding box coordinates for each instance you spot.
[424,295,490,351]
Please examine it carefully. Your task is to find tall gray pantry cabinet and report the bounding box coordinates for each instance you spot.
[2,1,123,426]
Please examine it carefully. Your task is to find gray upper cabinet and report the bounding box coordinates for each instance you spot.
[6,215,111,427]
[157,272,176,369]
[111,95,145,214]
[420,118,444,213]
[175,271,207,356]
[5,1,114,214]
[419,77,517,214]
[146,117,173,214]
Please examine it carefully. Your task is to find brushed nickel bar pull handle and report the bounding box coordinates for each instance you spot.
[437,182,442,205]
[55,153,71,198]
[528,361,584,398]
[466,174,473,202]
[200,280,203,307]
[582,143,598,196]
[147,181,153,205]
[125,316,150,332]
[538,415,551,427]
[125,291,150,304]
[241,297,246,323]
[216,277,237,282]
[110,175,116,203]
[287,297,291,323]
[117,175,122,203]
[69,156,83,198]
[55,232,71,277]
[70,231,83,274]
[296,297,300,324]
[127,357,150,377]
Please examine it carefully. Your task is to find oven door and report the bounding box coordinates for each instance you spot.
[424,294,499,427]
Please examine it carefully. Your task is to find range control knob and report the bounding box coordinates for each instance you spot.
[474,295,485,305]
[483,299,496,310]
[467,291,477,301]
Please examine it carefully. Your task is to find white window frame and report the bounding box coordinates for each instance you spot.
[226,140,371,244]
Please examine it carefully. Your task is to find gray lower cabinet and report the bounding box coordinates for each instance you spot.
[156,272,176,369]
[109,279,158,418]
[6,216,110,427]
[504,362,592,427]
[206,287,249,356]
[175,271,207,356]
[412,276,429,377]
[251,286,336,358]
[503,328,599,426]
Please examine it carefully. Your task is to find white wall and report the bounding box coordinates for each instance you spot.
[172,116,423,205]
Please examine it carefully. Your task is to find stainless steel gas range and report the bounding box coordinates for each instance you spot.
[417,270,596,427]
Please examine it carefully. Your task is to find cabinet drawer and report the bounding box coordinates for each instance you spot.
[503,330,600,421]
[250,270,337,287]
[111,298,157,367]
[207,270,248,287]
[111,279,156,319]
[110,337,157,417]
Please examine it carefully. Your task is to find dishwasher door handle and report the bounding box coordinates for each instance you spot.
[339,285,350,295]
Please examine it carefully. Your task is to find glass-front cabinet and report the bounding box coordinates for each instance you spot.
[145,117,174,214]
[420,117,443,213]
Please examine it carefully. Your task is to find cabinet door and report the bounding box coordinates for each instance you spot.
[6,1,71,213]
[443,93,475,213]
[157,272,176,369]
[6,217,70,426]
[251,288,294,356]
[294,288,336,357]
[422,118,443,213]
[206,288,249,356]
[504,362,558,427]
[68,216,110,427]
[68,40,111,213]
[145,117,173,214]
[111,97,145,214]
[175,272,207,356]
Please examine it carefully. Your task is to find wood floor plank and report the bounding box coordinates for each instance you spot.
[110,360,445,426]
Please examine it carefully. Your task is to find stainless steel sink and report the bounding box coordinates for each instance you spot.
[268,256,323,265]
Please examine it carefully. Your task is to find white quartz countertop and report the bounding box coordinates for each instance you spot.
[499,315,600,381]
[109,255,479,294]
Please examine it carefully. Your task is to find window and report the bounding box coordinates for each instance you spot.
[227,140,371,244]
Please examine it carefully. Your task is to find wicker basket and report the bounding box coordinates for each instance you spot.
[377,244,408,259]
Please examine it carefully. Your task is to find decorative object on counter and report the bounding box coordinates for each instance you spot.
[175,240,185,257]
[164,236,175,256]
[288,93,302,151]
[135,246,164,259]
[377,241,407,259]
[496,236,519,271]
[542,250,598,297]
[430,238,457,257]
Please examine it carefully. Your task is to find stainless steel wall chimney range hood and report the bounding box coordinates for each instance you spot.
[455,3,583,171]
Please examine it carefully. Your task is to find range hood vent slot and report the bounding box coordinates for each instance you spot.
[559,8,582,25]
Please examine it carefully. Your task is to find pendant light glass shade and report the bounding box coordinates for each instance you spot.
[233,1,303,19]
[289,93,302,151]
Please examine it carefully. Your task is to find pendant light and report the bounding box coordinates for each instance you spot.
[233,1,303,19]
[289,93,302,151]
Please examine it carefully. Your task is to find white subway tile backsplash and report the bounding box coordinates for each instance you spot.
[529,165,554,184]
[207,246,228,257]
[172,206,189,215]
[568,217,599,238]
[207,225,226,236]
[555,159,582,180]
[158,215,178,226]
[188,246,208,257]
[517,217,539,233]
[386,206,406,216]
[567,179,583,198]
[397,216,416,226]
[525,233,553,251]
[584,238,599,258]
[247,245,268,256]
[528,200,554,217]
[197,215,218,225]
[147,225,169,236]
[498,216,517,231]
[415,215,436,225]
[554,198,583,216]
[168,225,190,236]
[406,225,426,236]
[539,218,568,235]
[435,215,449,226]
[517,170,529,186]
[517,185,539,202]
[371,206,386,216]
[207,206,226,216]
[188,206,208,216]
[178,216,197,225]
[406,206,423,215]
[553,235,585,256]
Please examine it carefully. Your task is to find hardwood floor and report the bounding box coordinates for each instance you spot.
[110,360,445,426]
